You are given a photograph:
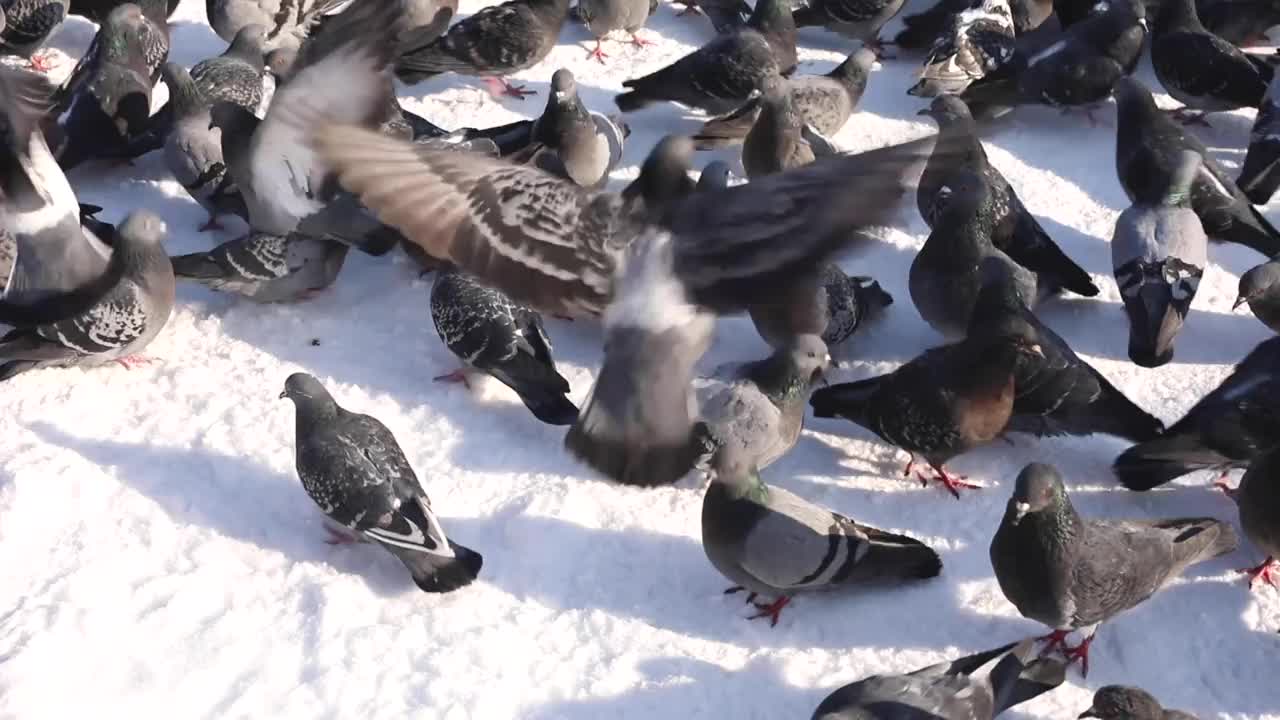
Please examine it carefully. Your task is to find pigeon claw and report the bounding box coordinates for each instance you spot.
[483,77,536,100]
[433,369,472,389]
[1241,557,1279,589]
[1214,478,1239,499]
[1036,629,1072,656]
[324,527,360,545]
[723,586,758,604]
[27,52,56,73]
[629,32,655,47]
[749,596,791,627]
[115,355,155,370]
[587,41,610,64]
[1060,633,1096,677]
[919,463,980,499]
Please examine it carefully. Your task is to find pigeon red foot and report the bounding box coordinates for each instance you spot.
[115,355,155,370]
[27,52,56,73]
[482,77,536,99]
[749,596,791,626]
[587,40,609,63]
[433,369,472,389]
[903,457,980,499]
[1061,633,1096,677]
[630,32,654,47]
[1241,557,1279,589]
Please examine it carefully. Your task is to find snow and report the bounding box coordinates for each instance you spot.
[3,2,1279,717]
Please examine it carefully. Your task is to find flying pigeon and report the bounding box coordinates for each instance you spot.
[693,47,875,150]
[790,0,906,53]
[810,330,1044,497]
[702,448,942,625]
[741,75,818,178]
[206,0,348,52]
[910,0,1017,97]
[170,232,349,303]
[1115,76,1280,257]
[614,0,796,115]
[990,462,1237,676]
[1,0,67,72]
[0,211,175,381]
[1111,149,1207,368]
[1151,0,1273,125]
[1235,254,1280,334]
[811,640,1067,720]
[1237,72,1280,205]
[395,0,569,98]
[280,372,483,592]
[1079,685,1199,720]
[1113,336,1280,490]
[429,266,579,426]
[1227,444,1280,589]
[578,0,654,62]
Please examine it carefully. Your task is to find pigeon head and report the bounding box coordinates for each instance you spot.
[918,95,974,126]
[747,0,796,37]
[1079,686,1165,719]
[1117,258,1197,368]
[280,373,339,413]
[161,63,203,115]
[228,24,269,63]
[628,135,695,207]
[832,47,877,83]
[116,211,167,249]
[103,3,146,53]
[1009,463,1065,523]
[208,101,257,133]
[549,68,577,102]
[1236,260,1280,311]
[697,161,732,191]
[787,334,831,386]
[971,259,1036,340]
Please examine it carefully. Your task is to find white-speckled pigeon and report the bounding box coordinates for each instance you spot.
[170,231,348,303]
[910,0,1016,97]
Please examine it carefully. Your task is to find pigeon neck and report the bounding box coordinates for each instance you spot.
[1155,0,1201,33]
[748,0,797,53]
[1160,154,1200,208]
[166,69,206,117]
[744,349,812,408]
[294,398,341,429]
[530,0,572,22]
[711,465,769,502]
[226,34,267,65]
[828,52,872,92]
[968,282,1028,339]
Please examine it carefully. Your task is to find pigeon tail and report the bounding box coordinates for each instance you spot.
[808,378,878,425]
[1063,378,1166,443]
[169,252,226,280]
[403,540,484,593]
[846,526,943,582]
[988,641,1068,715]
[1221,205,1280,257]
[1112,432,1225,490]
[506,378,580,426]
[565,420,708,487]
[1238,144,1280,205]
[614,86,654,113]
[1162,517,1239,567]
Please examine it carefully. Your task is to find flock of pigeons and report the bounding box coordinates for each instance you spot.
[2,0,1280,713]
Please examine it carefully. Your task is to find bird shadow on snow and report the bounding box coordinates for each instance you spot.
[28,423,432,599]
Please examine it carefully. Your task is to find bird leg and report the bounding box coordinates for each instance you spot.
[629,32,655,47]
[1214,475,1239,498]
[902,454,917,478]
[1241,557,1279,589]
[1169,108,1211,128]
[917,462,981,499]
[432,369,473,389]
[723,586,758,604]
[1036,628,1072,656]
[587,39,610,64]
[114,355,155,370]
[1060,631,1097,677]
[748,596,791,627]
[198,214,225,232]
[482,77,536,100]
[27,51,57,73]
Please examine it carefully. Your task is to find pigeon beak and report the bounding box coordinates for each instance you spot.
[1233,295,1248,311]
[1078,710,1099,719]
[916,107,932,116]
[554,90,569,101]
[278,390,288,399]
[1027,343,1044,358]
[1013,501,1031,523]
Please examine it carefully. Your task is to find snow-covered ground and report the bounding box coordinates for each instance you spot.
[2,1,1278,717]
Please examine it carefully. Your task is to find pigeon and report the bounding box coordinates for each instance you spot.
[0,66,111,313]
[1,0,68,71]
[971,259,1165,442]
[1115,76,1280,258]
[741,75,817,178]
[1235,255,1280,333]
[693,47,875,150]
[1113,336,1280,490]
[206,0,347,53]
[918,96,1099,303]
[69,0,180,22]
[1080,686,1199,720]
[578,0,654,62]
[394,0,570,99]
[1231,444,1280,589]
[810,330,1045,498]
[670,0,750,32]
[207,0,407,255]
[614,0,796,115]
[702,448,942,625]
[0,211,175,381]
[894,0,1052,49]
[189,24,269,112]
[169,232,348,302]
[790,0,906,52]
[696,160,732,190]
[279,372,483,593]
[1111,149,1207,368]
[694,334,829,471]
[909,154,1047,339]
[990,462,1238,675]
[910,0,1017,97]
[756,264,893,350]
[1151,0,1273,125]
[1196,0,1280,47]
[810,640,1067,720]
[429,266,579,426]
[1237,72,1280,205]
[616,134,699,214]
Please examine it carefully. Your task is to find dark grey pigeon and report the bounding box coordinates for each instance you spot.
[207,0,347,53]
[1115,76,1280,257]
[694,47,875,150]
[1152,0,1273,125]
[618,134,698,214]
[810,330,1044,498]
[1,0,67,71]
[1080,685,1199,720]
[161,63,250,232]
[755,264,893,350]
[694,335,829,471]
[395,0,570,99]
[429,266,579,426]
[742,75,816,178]
[702,449,942,625]
[1235,254,1280,333]
[696,160,732,190]
[614,0,796,115]
[280,373,483,592]
[578,0,653,62]
[918,96,1099,302]
[1237,72,1280,205]
[170,232,348,302]
[1111,149,1207,368]
[1195,0,1280,46]
[972,259,1164,442]
[910,0,1017,97]
[0,67,111,313]
[0,211,174,381]
[1114,336,1280,490]
[790,0,906,52]
[811,640,1067,720]
[1228,444,1280,590]
[990,462,1238,676]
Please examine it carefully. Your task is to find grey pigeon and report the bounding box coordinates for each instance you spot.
[170,232,348,302]
[811,640,1067,720]
[1152,0,1274,125]
[694,47,875,150]
[972,260,1164,442]
[1113,336,1280,490]
[578,0,653,62]
[161,63,250,232]
[696,160,732,190]
[618,134,699,213]
[990,462,1238,676]
[1081,686,1199,720]
[791,0,906,52]
[909,155,1044,339]
[429,266,579,426]
[1111,149,1207,368]
[742,75,816,178]
[1235,254,1280,333]
[1237,71,1280,205]
[918,96,1100,302]
[507,69,625,188]
[702,448,942,625]
[1233,444,1280,589]
[206,0,347,53]
[810,330,1044,498]
[0,67,110,313]
[1,0,67,71]
[756,264,893,350]
[1115,76,1280,257]
[207,0,408,255]
[694,335,829,471]
[395,0,569,99]
[614,0,796,115]
[0,211,175,381]
[279,372,483,592]
[909,0,1016,97]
